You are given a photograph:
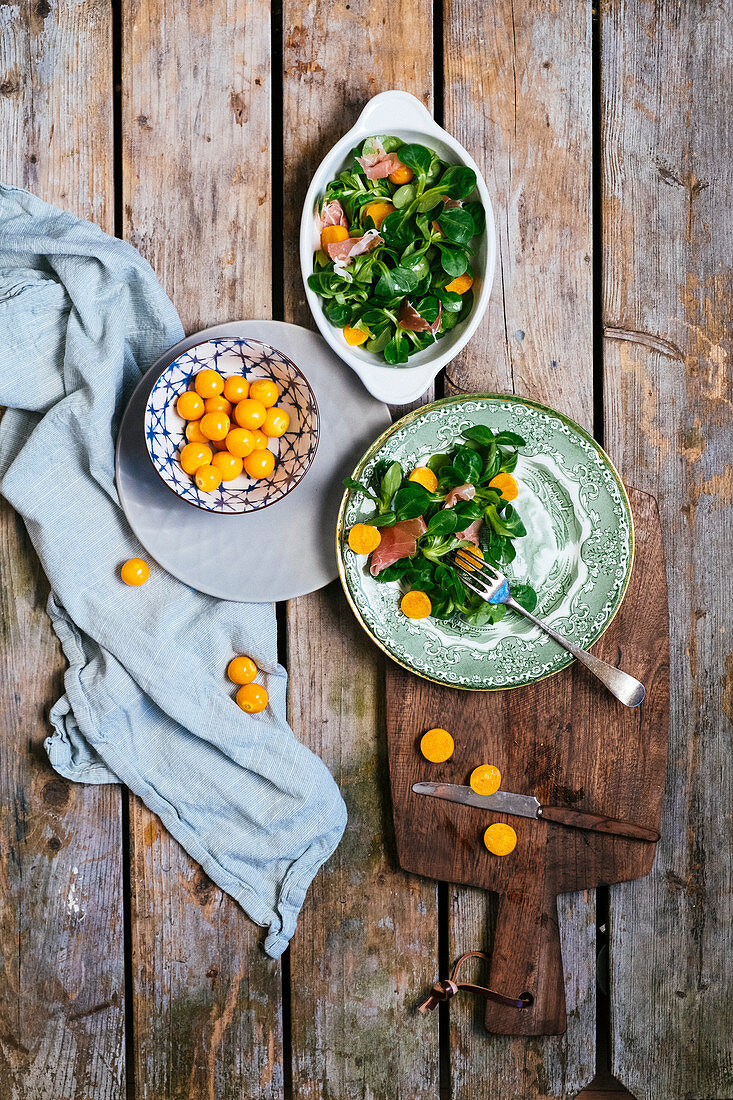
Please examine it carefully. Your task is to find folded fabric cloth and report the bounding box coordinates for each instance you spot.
[0,183,347,958]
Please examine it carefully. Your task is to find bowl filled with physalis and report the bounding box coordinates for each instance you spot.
[144,337,319,514]
[300,90,495,406]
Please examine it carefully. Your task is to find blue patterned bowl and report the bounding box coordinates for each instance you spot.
[144,338,320,514]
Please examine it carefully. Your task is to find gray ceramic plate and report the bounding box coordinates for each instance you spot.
[115,321,391,602]
[336,394,634,690]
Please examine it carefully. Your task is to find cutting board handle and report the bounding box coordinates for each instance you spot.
[485,886,567,1035]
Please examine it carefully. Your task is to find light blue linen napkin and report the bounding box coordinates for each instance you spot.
[0,182,347,958]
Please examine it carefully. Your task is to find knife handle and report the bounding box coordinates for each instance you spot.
[538,804,661,843]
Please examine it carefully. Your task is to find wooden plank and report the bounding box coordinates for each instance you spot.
[443,0,594,426]
[0,3,124,1099]
[122,2,284,1096]
[0,0,112,227]
[281,12,440,1095]
[443,0,597,1092]
[284,587,440,1099]
[601,2,733,1097]
[123,0,272,335]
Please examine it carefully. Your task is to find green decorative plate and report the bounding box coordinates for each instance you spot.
[336,394,634,690]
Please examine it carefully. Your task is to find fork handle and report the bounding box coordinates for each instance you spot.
[505,598,646,708]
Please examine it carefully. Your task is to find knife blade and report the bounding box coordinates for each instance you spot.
[412,782,660,843]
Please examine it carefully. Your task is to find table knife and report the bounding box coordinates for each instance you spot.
[412,782,660,842]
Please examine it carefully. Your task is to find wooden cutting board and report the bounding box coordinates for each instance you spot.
[386,488,669,1035]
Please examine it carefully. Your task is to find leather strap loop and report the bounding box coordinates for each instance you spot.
[418,951,534,1014]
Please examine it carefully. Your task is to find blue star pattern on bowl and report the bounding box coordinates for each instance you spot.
[144,338,320,514]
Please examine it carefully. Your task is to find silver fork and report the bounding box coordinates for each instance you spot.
[449,549,645,707]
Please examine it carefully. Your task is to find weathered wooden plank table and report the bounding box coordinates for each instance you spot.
[1,1,731,1097]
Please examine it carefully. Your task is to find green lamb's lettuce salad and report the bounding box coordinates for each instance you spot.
[309,134,485,365]
[345,426,538,626]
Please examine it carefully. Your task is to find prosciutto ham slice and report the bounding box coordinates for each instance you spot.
[357,140,406,180]
[442,484,482,544]
[398,299,442,336]
[443,483,476,508]
[369,517,427,577]
[320,199,348,227]
[455,518,482,546]
[326,228,382,264]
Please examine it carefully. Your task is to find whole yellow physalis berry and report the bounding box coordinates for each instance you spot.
[236,683,269,714]
[179,442,213,475]
[249,379,279,408]
[211,450,244,481]
[204,395,233,416]
[121,558,149,586]
[176,391,204,420]
[199,412,230,441]
[194,369,225,398]
[223,375,250,404]
[227,655,258,685]
[185,420,208,444]
[262,407,289,438]
[389,165,413,185]
[194,464,223,493]
[234,398,267,430]
[363,201,395,229]
[243,449,276,479]
[225,428,257,458]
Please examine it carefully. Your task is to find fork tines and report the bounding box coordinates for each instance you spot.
[450,565,489,599]
[448,548,512,604]
[448,549,496,596]
[448,548,498,579]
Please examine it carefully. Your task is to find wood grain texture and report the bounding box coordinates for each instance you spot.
[122,1,283,1095]
[601,2,733,1097]
[0,531,125,1100]
[387,491,669,1037]
[442,0,597,1092]
[284,585,439,1100]
[0,0,112,228]
[123,0,271,335]
[1,1,729,1095]
[443,0,594,429]
[281,8,440,1095]
[0,4,124,1098]
[127,814,283,1100]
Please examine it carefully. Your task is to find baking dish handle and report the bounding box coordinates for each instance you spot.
[353,90,437,134]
